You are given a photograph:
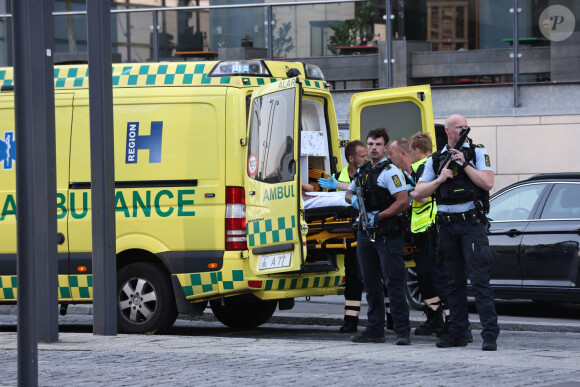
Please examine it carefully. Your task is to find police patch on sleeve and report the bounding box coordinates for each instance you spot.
[392,175,402,188]
[484,154,491,167]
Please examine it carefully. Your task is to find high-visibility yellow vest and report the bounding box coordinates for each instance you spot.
[337,165,351,183]
[411,157,437,234]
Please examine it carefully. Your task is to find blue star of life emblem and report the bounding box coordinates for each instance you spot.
[0,131,16,170]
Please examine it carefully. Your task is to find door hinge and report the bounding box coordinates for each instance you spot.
[240,137,248,146]
[339,139,349,148]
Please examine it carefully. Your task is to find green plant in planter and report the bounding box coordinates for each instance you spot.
[327,2,377,55]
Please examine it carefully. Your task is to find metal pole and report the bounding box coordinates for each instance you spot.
[152,10,159,62]
[267,5,273,60]
[34,0,59,344]
[87,0,117,336]
[126,0,132,62]
[12,0,47,386]
[386,0,393,88]
[512,0,520,108]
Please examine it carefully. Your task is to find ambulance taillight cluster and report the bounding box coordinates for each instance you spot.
[225,186,247,250]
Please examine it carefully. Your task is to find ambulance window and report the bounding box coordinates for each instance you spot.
[360,101,422,143]
[300,98,330,173]
[248,88,296,183]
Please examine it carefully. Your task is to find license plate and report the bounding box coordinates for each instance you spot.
[259,253,291,270]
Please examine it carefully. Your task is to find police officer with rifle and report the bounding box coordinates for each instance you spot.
[414,114,499,351]
[345,128,411,345]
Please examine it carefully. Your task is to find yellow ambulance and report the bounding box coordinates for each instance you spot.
[0,60,434,333]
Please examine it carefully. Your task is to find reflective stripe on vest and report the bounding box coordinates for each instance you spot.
[410,157,437,233]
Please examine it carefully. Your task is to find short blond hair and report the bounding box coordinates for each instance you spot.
[410,132,432,154]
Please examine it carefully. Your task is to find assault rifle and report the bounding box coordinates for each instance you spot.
[437,127,471,174]
[353,169,376,242]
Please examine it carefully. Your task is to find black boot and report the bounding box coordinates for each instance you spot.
[436,315,450,338]
[436,317,473,343]
[415,306,444,336]
[339,315,359,333]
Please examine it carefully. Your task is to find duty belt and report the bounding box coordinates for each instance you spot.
[436,209,479,225]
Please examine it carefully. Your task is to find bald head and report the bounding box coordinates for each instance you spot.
[444,114,468,147]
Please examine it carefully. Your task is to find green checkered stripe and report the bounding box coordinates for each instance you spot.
[177,270,245,298]
[0,69,13,89]
[111,63,227,87]
[304,79,329,90]
[264,275,342,291]
[58,275,72,299]
[0,275,79,300]
[0,275,17,300]
[54,67,89,88]
[247,215,296,248]
[69,275,92,299]
[241,77,279,86]
[1,65,329,90]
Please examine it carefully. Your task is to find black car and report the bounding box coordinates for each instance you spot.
[405,173,580,309]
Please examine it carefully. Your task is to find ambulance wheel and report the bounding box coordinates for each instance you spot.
[405,267,424,310]
[209,295,277,329]
[117,262,178,334]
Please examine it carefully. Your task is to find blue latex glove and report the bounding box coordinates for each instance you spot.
[350,195,360,210]
[318,175,338,189]
[406,184,414,192]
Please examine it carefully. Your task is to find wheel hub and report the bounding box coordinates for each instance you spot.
[131,293,142,307]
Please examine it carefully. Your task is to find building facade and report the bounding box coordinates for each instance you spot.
[0,0,578,191]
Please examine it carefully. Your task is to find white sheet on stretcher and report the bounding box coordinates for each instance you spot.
[303,191,351,209]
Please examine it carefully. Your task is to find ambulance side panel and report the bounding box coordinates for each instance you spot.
[67,87,227,284]
[0,92,74,301]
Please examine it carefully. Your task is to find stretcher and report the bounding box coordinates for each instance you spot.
[304,169,416,266]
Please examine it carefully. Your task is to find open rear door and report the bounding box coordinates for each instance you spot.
[349,85,435,149]
[244,78,306,274]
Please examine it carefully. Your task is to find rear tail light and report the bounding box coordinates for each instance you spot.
[225,186,247,250]
[248,281,263,289]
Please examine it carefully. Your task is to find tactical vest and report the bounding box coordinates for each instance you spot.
[431,141,490,211]
[359,160,396,212]
[410,157,437,233]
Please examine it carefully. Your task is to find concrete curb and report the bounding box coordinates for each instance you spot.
[2,304,579,333]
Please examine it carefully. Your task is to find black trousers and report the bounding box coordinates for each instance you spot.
[438,220,500,340]
[344,248,363,303]
[414,239,450,308]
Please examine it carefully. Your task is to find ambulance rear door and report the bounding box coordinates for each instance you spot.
[244,78,305,274]
[349,85,435,150]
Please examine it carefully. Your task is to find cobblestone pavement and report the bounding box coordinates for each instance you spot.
[1,317,580,387]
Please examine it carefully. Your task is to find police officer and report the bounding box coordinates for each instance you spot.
[319,141,395,333]
[318,140,368,333]
[345,128,411,345]
[414,114,499,351]
[389,136,451,336]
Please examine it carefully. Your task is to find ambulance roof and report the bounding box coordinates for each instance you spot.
[0,60,328,91]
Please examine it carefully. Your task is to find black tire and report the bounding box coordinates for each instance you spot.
[117,262,178,334]
[405,267,424,310]
[210,295,277,329]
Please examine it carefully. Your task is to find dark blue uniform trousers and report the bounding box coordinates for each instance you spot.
[438,220,500,340]
[413,239,450,308]
[356,230,410,337]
